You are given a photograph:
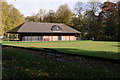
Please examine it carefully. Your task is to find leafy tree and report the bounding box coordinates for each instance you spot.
[2,2,25,36]
[98,1,118,40]
[73,2,101,40]
[56,4,73,25]
[44,10,56,23]
[25,16,34,22]
[26,9,46,22]
[118,1,120,41]
[0,1,2,36]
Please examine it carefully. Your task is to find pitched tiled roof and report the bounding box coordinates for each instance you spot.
[7,22,81,34]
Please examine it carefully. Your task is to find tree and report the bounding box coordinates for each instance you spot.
[56,4,73,25]
[83,10,100,40]
[25,13,40,22]
[98,1,118,40]
[25,16,34,22]
[36,9,46,22]
[72,2,101,40]
[86,2,102,16]
[0,1,2,36]
[25,9,46,22]
[118,1,120,41]
[2,2,25,36]
[44,10,56,23]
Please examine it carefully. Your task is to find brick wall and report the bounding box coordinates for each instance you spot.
[43,34,75,41]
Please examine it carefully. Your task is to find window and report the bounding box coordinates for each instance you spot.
[39,34,43,41]
[58,34,61,40]
[51,25,62,31]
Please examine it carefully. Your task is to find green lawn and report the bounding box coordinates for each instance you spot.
[2,40,120,59]
[2,47,120,79]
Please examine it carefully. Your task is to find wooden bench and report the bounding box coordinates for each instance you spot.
[43,48,59,61]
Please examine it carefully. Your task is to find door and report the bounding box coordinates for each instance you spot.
[58,34,61,41]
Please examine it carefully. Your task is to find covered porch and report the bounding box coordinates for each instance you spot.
[6,32,79,41]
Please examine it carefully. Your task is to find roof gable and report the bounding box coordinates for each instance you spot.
[51,25,62,31]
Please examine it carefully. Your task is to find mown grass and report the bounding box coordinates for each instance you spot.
[2,47,120,79]
[2,40,119,60]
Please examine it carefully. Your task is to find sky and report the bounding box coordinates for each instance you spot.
[6,0,119,17]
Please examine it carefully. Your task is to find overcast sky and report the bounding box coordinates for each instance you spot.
[7,0,119,17]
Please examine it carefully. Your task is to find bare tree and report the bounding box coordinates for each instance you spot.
[36,9,46,22]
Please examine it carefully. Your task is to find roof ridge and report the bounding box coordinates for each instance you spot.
[25,22,64,25]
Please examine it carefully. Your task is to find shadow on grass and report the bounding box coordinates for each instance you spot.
[2,45,120,61]
[110,45,120,47]
[28,47,120,60]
